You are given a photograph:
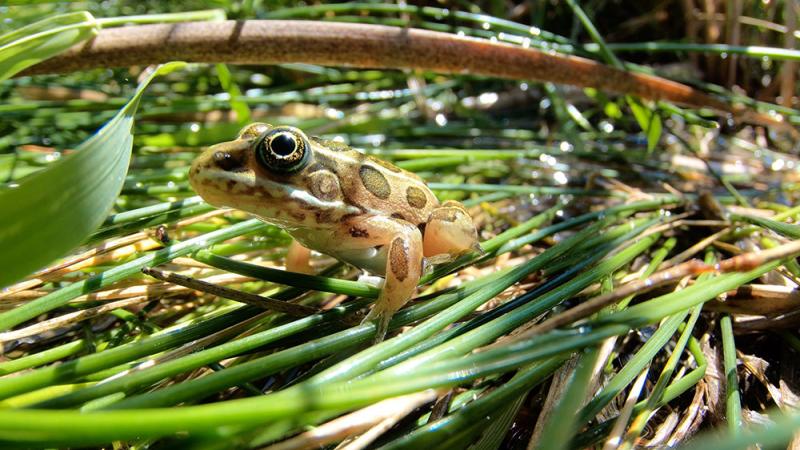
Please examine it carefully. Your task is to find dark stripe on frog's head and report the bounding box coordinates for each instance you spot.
[359,165,391,199]
[406,186,427,209]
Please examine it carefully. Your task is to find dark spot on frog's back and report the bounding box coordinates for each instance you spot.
[213,151,247,172]
[406,186,427,209]
[359,165,391,199]
[389,238,409,282]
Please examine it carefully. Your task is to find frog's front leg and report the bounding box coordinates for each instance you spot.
[323,216,423,342]
[423,200,482,264]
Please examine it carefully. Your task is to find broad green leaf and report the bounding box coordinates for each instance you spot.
[0,62,186,290]
[0,12,100,82]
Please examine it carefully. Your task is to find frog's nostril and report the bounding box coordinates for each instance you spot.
[213,151,245,172]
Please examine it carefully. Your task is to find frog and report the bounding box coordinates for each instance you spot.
[188,123,481,341]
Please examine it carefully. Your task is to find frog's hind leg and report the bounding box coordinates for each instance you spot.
[286,240,313,274]
[422,200,482,264]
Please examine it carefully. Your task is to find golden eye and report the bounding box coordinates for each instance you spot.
[255,129,309,172]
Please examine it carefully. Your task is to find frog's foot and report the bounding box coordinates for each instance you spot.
[286,240,313,274]
[422,200,481,263]
[362,307,393,344]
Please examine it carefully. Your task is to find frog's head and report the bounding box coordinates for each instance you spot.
[189,123,329,227]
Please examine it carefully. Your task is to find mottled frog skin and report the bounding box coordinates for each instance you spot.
[189,123,480,341]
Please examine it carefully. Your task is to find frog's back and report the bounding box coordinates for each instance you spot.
[308,137,439,226]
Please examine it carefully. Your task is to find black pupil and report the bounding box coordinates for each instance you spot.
[270,134,296,156]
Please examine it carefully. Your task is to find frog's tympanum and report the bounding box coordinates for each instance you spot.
[189,123,481,341]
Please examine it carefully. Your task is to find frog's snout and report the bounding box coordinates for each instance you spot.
[188,148,216,194]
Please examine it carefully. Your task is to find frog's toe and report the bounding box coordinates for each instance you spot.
[361,307,391,343]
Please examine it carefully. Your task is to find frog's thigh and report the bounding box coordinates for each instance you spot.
[349,216,423,341]
[286,240,313,274]
[422,200,480,260]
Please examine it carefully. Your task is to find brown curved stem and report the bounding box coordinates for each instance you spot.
[24,20,732,111]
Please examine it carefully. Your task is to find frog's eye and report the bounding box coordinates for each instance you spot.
[255,129,309,172]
